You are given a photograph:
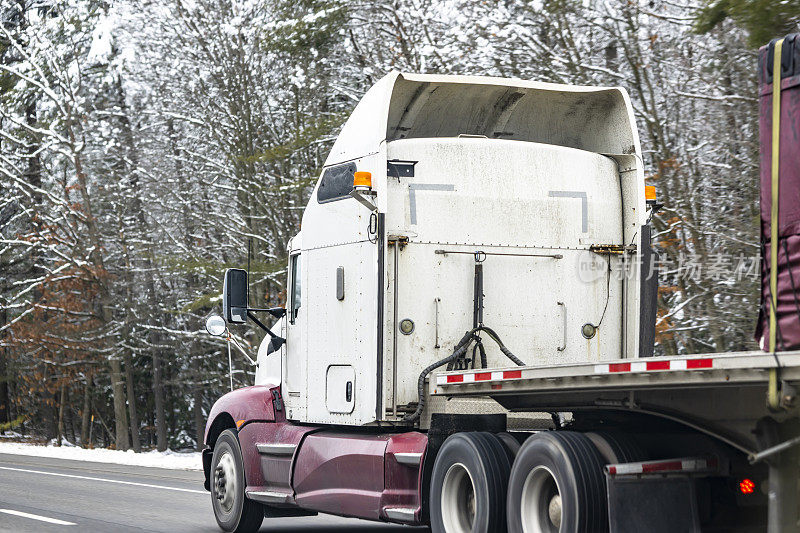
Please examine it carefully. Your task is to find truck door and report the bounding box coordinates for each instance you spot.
[295,156,383,425]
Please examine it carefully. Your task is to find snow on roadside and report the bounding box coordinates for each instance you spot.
[0,441,202,471]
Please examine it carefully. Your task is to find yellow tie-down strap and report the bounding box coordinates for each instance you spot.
[769,38,784,410]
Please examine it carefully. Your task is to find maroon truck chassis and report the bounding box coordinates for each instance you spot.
[203,385,428,526]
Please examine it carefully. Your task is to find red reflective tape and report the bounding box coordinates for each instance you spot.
[609,363,631,373]
[447,375,464,383]
[687,358,712,369]
[475,372,492,381]
[646,360,670,371]
[503,370,522,379]
[642,460,683,473]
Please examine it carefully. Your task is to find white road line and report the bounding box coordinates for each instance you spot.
[0,509,76,525]
[0,466,206,494]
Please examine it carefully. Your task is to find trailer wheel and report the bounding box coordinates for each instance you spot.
[211,429,264,533]
[507,431,607,533]
[497,432,523,457]
[585,431,646,464]
[430,432,511,533]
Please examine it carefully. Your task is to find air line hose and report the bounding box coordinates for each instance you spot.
[403,326,525,422]
[471,341,486,369]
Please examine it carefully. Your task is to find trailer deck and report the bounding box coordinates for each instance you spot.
[432,351,800,455]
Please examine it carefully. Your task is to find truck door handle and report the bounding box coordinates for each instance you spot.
[346,381,352,403]
[557,302,566,352]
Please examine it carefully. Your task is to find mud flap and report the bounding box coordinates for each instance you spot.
[202,448,213,491]
[606,475,700,533]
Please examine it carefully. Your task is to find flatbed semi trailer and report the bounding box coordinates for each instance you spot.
[433,351,800,530]
[200,62,800,533]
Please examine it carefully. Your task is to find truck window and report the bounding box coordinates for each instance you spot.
[290,254,301,323]
[316,162,357,203]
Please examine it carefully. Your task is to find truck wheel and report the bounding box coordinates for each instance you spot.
[430,432,511,533]
[211,429,264,533]
[506,431,607,533]
[497,432,522,457]
[585,431,645,464]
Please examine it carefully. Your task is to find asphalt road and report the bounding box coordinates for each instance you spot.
[0,453,427,532]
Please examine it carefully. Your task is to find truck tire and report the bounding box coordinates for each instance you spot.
[430,431,511,533]
[497,432,522,458]
[506,431,607,533]
[585,431,646,464]
[210,429,264,533]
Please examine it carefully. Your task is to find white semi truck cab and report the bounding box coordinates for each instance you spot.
[202,72,800,533]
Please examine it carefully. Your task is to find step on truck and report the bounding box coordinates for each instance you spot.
[201,52,800,533]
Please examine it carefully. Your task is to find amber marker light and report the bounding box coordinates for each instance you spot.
[739,478,755,495]
[645,185,657,201]
[353,171,372,190]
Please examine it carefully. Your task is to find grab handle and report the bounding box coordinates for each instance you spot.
[557,301,566,352]
[434,297,441,348]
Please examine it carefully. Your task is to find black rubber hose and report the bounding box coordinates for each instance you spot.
[403,326,525,422]
[403,331,475,422]
[475,340,487,368]
[475,325,526,367]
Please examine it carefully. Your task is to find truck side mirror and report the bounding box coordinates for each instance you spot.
[223,268,248,324]
[205,315,227,336]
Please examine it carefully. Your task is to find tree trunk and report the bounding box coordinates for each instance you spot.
[154,355,167,451]
[110,357,130,450]
[124,351,141,452]
[25,98,43,303]
[0,301,9,432]
[150,407,156,448]
[43,368,56,441]
[65,387,76,444]
[194,384,204,452]
[80,377,91,447]
[56,385,65,446]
